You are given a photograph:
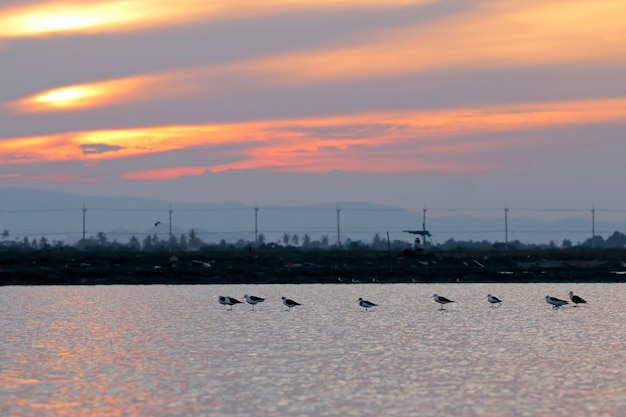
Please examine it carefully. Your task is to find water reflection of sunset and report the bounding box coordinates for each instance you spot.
[2,285,625,416]
[1,288,177,417]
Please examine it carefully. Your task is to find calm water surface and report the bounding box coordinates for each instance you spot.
[1,284,625,417]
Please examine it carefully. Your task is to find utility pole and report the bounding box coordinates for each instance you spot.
[336,204,342,248]
[504,205,509,250]
[82,204,87,241]
[254,203,259,244]
[168,205,173,252]
[422,205,427,247]
[591,204,596,249]
[387,231,393,273]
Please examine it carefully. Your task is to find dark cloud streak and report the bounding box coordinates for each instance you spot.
[79,143,124,154]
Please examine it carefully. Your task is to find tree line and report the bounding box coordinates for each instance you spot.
[1,228,625,252]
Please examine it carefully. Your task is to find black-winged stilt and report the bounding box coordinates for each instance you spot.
[282,296,301,311]
[568,291,587,306]
[545,295,568,309]
[244,294,265,310]
[433,294,454,310]
[219,296,242,310]
[358,297,377,312]
[487,294,502,307]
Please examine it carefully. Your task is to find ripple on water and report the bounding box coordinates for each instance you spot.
[1,283,625,417]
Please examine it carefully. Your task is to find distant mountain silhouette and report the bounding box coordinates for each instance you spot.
[1,187,624,246]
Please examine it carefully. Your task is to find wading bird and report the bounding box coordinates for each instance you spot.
[433,294,454,310]
[219,296,242,310]
[282,296,301,311]
[358,297,377,312]
[487,294,502,307]
[244,294,265,310]
[569,291,587,307]
[545,295,568,309]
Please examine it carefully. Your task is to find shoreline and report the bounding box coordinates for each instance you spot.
[1,248,625,285]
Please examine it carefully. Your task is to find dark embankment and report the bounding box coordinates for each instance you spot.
[1,247,625,285]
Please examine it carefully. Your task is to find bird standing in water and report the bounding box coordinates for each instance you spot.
[282,296,301,311]
[244,294,265,310]
[569,291,587,307]
[358,297,377,312]
[219,296,242,310]
[545,295,568,309]
[487,294,502,307]
[433,294,454,310]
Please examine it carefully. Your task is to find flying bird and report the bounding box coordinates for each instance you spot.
[569,291,587,306]
[358,297,377,312]
[282,296,301,311]
[487,294,502,307]
[154,221,161,227]
[433,294,454,310]
[244,294,265,310]
[545,295,569,309]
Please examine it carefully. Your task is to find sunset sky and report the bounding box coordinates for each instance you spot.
[1,0,625,217]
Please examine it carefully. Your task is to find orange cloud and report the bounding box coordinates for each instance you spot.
[8,0,624,114]
[2,96,626,179]
[121,166,208,181]
[8,76,172,112]
[234,0,626,84]
[6,68,210,113]
[0,0,437,37]
[0,123,266,164]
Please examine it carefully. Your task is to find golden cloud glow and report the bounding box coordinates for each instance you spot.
[8,75,190,112]
[2,97,626,178]
[121,166,208,181]
[233,0,626,84]
[7,0,624,115]
[0,0,437,37]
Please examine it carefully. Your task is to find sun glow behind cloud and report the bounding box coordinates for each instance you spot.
[6,0,625,115]
[2,97,626,182]
[2,1,625,188]
[0,0,437,37]
[9,76,182,112]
